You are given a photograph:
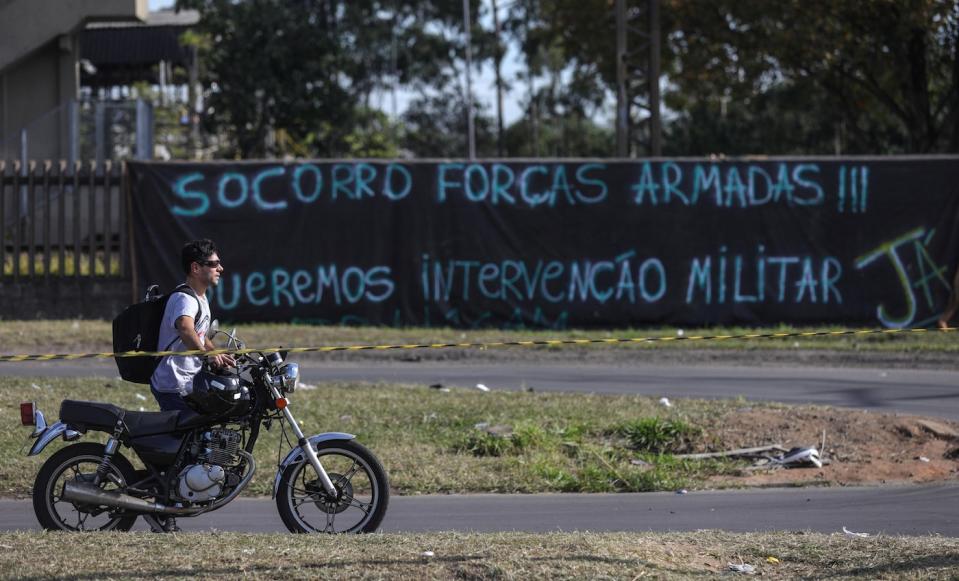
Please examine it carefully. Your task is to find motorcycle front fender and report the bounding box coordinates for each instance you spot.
[27,421,82,456]
[272,432,355,498]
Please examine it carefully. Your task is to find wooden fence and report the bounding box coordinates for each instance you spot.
[0,161,127,281]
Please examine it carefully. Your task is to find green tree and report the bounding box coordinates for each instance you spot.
[505,0,959,155]
[401,89,496,158]
[177,0,489,158]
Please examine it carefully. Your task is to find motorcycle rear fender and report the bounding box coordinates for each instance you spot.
[272,432,355,498]
[27,421,82,456]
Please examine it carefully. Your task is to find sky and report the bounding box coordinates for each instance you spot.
[147,0,531,127]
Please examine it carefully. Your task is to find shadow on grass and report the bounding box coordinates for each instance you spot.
[18,553,716,580]
[805,552,959,580]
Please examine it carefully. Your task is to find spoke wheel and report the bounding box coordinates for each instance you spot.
[33,443,139,532]
[277,440,389,534]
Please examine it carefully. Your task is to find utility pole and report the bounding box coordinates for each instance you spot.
[615,0,662,157]
[492,0,505,157]
[648,0,661,156]
[615,0,628,157]
[463,0,476,159]
[390,2,399,147]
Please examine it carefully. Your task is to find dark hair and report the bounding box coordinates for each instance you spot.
[181,239,218,274]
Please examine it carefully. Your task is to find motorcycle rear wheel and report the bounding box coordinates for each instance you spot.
[33,442,139,532]
[276,439,389,534]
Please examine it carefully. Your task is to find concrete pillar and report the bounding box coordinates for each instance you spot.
[135,98,153,160]
[57,33,79,161]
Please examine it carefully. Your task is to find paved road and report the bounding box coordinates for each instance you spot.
[4,360,958,536]
[5,360,958,420]
[2,484,957,535]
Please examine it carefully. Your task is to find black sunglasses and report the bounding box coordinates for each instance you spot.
[197,259,222,268]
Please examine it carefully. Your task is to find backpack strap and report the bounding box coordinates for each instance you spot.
[163,284,205,352]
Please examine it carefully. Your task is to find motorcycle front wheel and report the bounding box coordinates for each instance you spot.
[276,439,389,534]
[33,442,139,532]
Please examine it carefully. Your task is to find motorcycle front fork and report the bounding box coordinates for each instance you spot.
[281,405,338,496]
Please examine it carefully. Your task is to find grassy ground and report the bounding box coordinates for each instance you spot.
[0,320,957,355]
[2,530,957,579]
[2,377,752,496]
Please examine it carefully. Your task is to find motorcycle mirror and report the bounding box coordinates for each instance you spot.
[210,320,219,334]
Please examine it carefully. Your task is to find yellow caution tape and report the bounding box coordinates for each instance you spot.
[0,326,953,363]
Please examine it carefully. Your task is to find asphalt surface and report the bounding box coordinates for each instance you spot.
[3,359,958,536]
[2,484,957,535]
[4,359,959,419]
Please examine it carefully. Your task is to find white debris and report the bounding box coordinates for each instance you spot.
[842,526,870,538]
[777,446,822,469]
[676,329,684,336]
[658,397,672,408]
[421,551,435,558]
[30,383,41,390]
[298,383,317,390]
[135,393,147,401]
[919,456,930,463]
[727,563,755,574]
[138,406,145,412]
[474,422,490,430]
[475,383,490,392]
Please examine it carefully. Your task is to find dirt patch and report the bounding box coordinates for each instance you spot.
[703,405,959,487]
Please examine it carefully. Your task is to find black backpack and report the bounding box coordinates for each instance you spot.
[112,284,200,384]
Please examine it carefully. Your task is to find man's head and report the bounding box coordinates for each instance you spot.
[181,239,223,287]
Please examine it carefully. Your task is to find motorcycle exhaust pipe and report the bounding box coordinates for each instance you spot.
[62,481,201,516]
[61,451,256,517]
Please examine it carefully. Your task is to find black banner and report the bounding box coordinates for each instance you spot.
[128,158,959,329]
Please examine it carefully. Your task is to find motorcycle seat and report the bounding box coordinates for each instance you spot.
[60,400,194,437]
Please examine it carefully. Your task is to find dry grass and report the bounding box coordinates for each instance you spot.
[0,378,744,496]
[0,320,957,356]
[5,378,959,497]
[1,530,958,580]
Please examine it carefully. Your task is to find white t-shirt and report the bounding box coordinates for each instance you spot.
[150,289,211,395]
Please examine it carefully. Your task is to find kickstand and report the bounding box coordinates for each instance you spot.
[143,515,165,532]
[143,514,179,533]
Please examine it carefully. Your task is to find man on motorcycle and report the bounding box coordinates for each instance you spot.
[150,239,236,412]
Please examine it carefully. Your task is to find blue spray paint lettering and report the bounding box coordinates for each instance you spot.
[171,172,208,217]
[218,172,248,208]
[685,246,842,305]
[855,227,949,328]
[292,164,322,203]
[252,166,287,210]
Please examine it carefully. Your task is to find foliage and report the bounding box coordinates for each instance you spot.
[151,1,959,156]
[504,0,959,155]
[176,0,487,158]
[614,417,700,454]
[663,0,959,154]
[400,90,497,158]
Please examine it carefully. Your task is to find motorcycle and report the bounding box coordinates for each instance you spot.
[19,324,389,533]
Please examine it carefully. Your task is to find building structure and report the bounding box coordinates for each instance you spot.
[0,0,148,160]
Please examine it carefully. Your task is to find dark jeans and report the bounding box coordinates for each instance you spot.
[150,385,192,412]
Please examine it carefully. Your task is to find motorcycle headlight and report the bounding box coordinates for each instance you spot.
[281,363,299,393]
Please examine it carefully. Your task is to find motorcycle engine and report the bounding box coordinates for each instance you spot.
[177,463,225,502]
[177,428,244,502]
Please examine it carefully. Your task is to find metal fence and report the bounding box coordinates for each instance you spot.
[0,160,127,280]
